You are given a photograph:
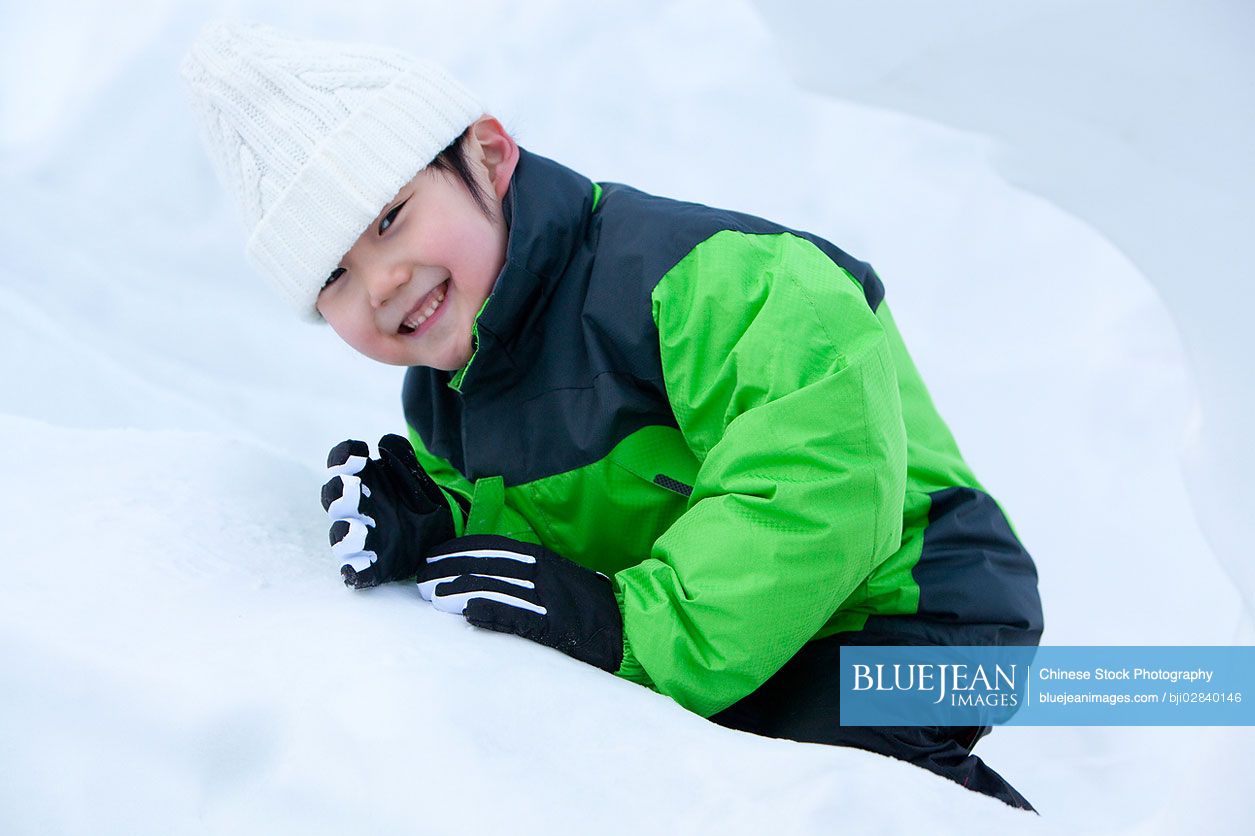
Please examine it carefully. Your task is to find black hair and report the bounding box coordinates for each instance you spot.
[427,125,495,218]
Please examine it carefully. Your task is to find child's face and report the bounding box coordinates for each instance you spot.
[316,121,515,370]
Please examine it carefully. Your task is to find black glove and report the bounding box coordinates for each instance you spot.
[321,433,461,589]
[417,534,624,673]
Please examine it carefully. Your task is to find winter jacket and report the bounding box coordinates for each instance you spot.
[401,147,1044,719]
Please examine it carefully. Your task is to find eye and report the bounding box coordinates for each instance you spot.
[323,267,346,289]
[378,198,409,235]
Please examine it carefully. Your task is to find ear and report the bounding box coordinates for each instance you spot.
[467,114,519,201]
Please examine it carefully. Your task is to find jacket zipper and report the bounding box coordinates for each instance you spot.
[652,474,693,497]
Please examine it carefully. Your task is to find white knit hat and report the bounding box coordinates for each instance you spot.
[178,20,484,322]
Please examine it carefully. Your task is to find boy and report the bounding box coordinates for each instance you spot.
[181,20,1043,811]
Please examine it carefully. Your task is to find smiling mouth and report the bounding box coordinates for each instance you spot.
[398,279,449,334]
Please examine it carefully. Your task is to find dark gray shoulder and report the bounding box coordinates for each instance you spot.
[592,181,885,311]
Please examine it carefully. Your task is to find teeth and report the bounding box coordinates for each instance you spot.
[402,286,445,330]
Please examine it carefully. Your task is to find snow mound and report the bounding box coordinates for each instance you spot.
[0,414,1039,834]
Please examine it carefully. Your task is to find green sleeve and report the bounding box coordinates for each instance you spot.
[405,423,541,544]
[611,230,908,717]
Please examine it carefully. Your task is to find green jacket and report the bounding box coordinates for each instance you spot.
[402,148,1043,718]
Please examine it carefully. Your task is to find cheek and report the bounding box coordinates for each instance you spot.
[322,303,377,350]
[426,209,501,288]
[433,225,481,274]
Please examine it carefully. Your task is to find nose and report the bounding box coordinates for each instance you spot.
[365,261,411,310]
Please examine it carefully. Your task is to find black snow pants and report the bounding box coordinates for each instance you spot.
[708,616,1039,813]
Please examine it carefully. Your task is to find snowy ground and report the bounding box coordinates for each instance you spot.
[1,1,1250,834]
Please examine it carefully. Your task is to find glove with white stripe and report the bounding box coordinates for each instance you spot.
[417,534,624,673]
[321,434,462,589]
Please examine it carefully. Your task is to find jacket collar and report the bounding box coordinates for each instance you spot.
[446,146,596,394]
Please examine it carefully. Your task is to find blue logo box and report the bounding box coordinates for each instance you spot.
[839,646,1255,726]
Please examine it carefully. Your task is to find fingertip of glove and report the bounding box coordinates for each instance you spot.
[461,597,498,629]
[327,439,369,470]
[377,433,415,459]
[461,600,489,625]
[320,476,343,512]
[329,519,350,547]
[341,564,375,589]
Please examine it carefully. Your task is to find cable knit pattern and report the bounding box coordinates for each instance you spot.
[179,20,484,321]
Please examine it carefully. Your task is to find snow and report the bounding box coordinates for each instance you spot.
[0,1,1249,833]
